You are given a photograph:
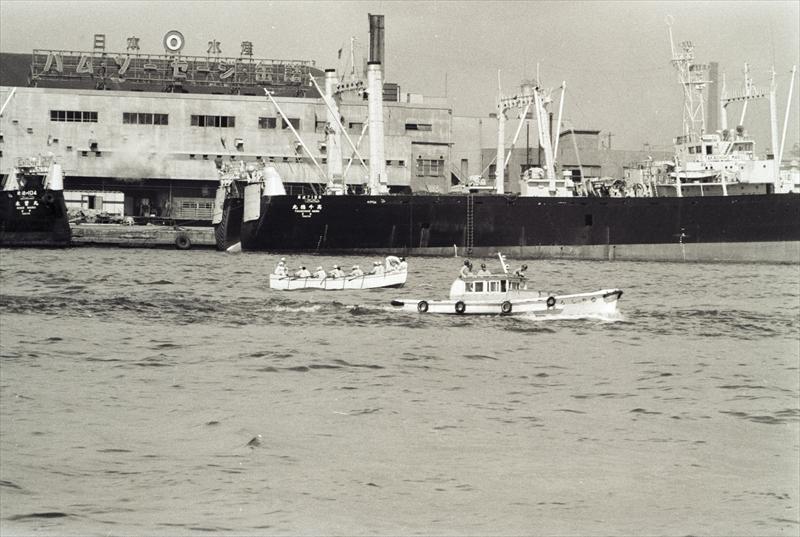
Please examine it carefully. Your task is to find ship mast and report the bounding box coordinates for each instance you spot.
[496,80,558,194]
[667,16,709,141]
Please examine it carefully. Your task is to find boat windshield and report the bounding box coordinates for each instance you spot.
[465,278,509,293]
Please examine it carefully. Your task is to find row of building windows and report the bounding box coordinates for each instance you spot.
[191,115,236,128]
[123,112,169,125]
[416,159,443,177]
[258,117,300,130]
[405,123,432,131]
[48,111,435,134]
[50,110,98,123]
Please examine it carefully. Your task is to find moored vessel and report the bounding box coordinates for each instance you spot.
[0,156,71,247]
[217,23,800,264]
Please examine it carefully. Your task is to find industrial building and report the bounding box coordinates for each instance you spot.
[1,15,658,223]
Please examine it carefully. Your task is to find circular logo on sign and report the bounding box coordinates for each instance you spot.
[163,30,185,53]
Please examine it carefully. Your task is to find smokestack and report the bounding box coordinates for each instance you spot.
[367,62,388,194]
[368,14,385,75]
[708,61,719,133]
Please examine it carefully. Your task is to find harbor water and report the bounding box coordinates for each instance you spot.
[1,248,798,536]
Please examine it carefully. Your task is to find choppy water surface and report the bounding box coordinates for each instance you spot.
[1,248,798,536]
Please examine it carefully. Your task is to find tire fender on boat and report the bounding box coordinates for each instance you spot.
[42,192,56,205]
[417,300,429,313]
[546,296,556,308]
[455,301,466,314]
[175,232,192,250]
[501,301,513,315]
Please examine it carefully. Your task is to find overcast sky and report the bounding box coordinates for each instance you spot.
[1,0,798,153]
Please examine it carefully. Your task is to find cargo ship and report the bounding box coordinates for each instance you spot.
[214,24,800,263]
[0,156,71,247]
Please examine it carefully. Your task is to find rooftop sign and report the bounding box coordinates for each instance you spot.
[30,31,315,90]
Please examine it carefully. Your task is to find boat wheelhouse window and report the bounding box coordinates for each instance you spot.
[474,281,484,292]
[50,110,97,123]
[500,280,507,292]
[191,115,236,128]
[466,282,474,292]
[489,281,499,292]
[258,117,277,129]
[705,145,713,155]
[416,158,444,177]
[281,118,301,130]
[510,281,520,290]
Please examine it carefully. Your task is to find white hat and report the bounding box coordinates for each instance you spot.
[352,265,359,268]
[278,260,285,265]
[333,265,339,269]
[373,261,380,265]
[316,266,323,270]
[280,257,286,261]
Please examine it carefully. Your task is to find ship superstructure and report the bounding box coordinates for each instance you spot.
[631,20,799,198]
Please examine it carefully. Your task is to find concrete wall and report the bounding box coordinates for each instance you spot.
[0,86,452,192]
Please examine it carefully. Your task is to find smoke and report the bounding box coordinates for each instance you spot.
[106,136,169,183]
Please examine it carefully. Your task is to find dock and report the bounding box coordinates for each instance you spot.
[70,224,216,249]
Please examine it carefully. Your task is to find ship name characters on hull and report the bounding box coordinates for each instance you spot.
[292,195,322,218]
[13,190,40,216]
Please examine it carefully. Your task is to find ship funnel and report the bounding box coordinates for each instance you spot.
[367,62,388,194]
[45,163,64,191]
[368,14,385,74]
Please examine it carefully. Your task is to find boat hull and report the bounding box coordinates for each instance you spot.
[269,269,407,290]
[238,193,800,263]
[0,189,71,247]
[391,289,623,316]
[213,197,243,251]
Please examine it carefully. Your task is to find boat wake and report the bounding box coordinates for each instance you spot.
[517,310,626,323]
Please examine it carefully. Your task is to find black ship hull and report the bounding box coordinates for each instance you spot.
[0,189,71,247]
[236,193,800,263]
[213,197,244,251]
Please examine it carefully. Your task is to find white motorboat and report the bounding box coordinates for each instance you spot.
[269,256,408,291]
[390,254,622,316]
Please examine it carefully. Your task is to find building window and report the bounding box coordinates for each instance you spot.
[50,110,98,123]
[281,118,301,130]
[405,123,432,131]
[191,115,236,128]
[315,120,327,132]
[258,117,277,129]
[123,112,168,125]
[416,158,443,177]
[348,121,363,133]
